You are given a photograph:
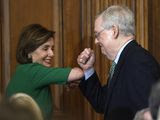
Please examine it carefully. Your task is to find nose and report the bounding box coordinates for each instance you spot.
[48,49,54,57]
[95,38,99,44]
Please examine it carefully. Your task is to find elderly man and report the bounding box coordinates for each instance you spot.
[77,5,160,120]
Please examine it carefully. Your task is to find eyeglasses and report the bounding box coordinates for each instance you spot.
[94,28,106,40]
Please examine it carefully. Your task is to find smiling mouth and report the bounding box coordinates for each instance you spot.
[44,59,52,64]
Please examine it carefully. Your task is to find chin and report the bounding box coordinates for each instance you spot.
[43,63,52,67]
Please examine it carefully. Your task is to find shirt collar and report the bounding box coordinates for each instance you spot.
[114,40,133,64]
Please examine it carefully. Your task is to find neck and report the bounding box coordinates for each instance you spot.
[111,35,134,60]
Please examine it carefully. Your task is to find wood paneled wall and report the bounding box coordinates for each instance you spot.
[0,0,2,93]
[1,0,10,94]
[0,0,160,120]
[148,0,160,63]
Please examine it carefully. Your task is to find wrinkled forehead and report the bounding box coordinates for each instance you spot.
[94,16,103,32]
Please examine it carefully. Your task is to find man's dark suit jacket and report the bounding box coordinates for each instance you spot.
[79,40,160,120]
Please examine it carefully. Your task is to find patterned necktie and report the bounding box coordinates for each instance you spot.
[109,61,116,80]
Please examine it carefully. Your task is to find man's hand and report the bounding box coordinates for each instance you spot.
[66,80,81,91]
[77,48,95,70]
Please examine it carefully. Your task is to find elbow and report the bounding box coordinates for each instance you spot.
[68,67,84,82]
[74,67,84,78]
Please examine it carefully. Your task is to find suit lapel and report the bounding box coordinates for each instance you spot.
[105,40,138,113]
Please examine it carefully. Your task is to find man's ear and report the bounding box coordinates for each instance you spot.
[112,25,119,39]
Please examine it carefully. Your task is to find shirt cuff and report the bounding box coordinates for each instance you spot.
[84,68,94,80]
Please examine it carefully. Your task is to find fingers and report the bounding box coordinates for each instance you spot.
[77,48,95,70]
[78,48,92,64]
[66,80,80,91]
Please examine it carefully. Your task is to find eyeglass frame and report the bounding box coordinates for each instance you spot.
[94,28,106,40]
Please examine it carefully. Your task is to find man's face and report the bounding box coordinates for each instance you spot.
[94,16,115,60]
[29,37,54,67]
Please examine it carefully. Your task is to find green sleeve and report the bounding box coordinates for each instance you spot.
[20,63,71,87]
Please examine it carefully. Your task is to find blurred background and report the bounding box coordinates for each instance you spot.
[0,0,160,120]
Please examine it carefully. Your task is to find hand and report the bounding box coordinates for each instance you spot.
[77,48,95,70]
[66,80,80,91]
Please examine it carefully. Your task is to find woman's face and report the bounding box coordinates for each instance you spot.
[29,37,54,67]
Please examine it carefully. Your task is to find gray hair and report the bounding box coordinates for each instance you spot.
[99,5,135,36]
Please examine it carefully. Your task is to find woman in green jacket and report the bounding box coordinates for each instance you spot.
[6,24,84,120]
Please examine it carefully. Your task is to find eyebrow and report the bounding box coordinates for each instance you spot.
[41,44,54,48]
[43,44,50,47]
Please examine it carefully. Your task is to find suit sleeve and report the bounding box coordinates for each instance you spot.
[79,72,108,113]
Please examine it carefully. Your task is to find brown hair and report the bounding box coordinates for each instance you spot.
[9,93,43,120]
[16,24,55,64]
[0,100,37,120]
